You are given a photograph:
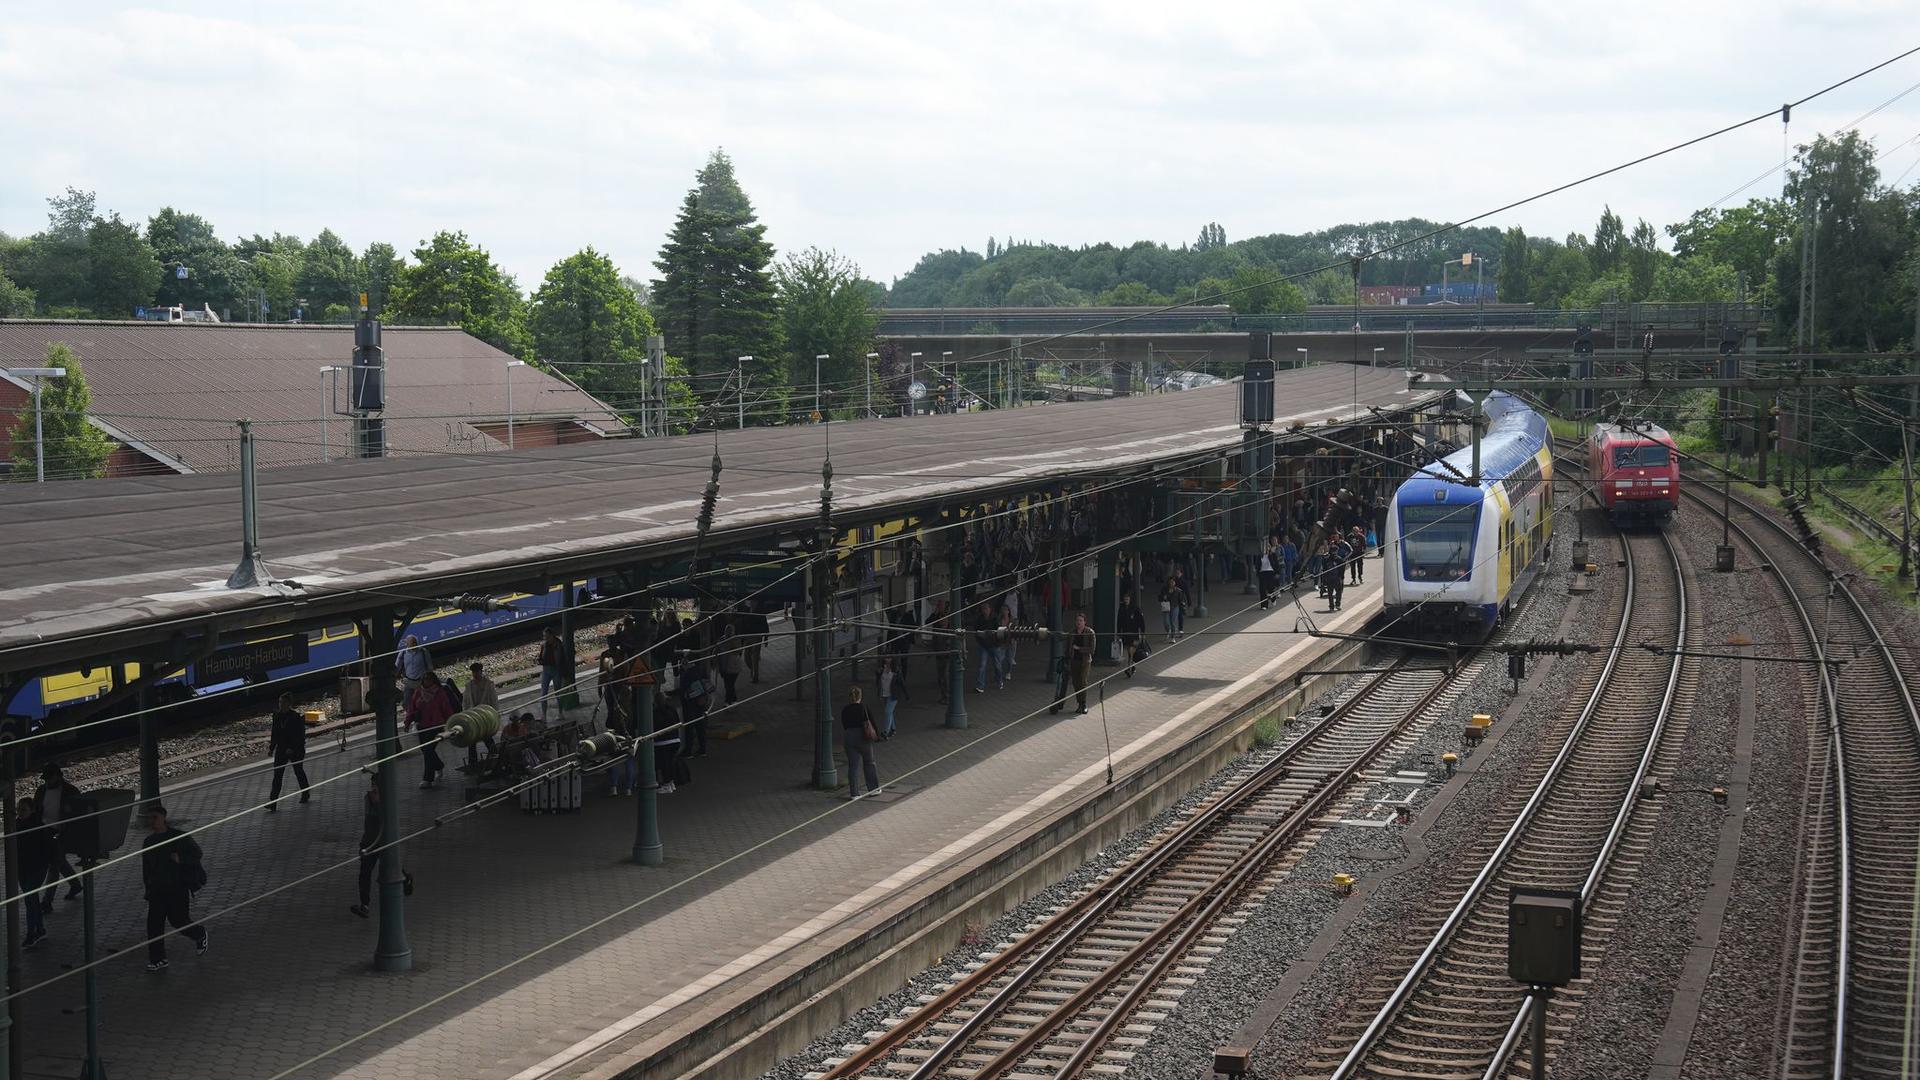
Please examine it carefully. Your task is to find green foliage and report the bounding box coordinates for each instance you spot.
[1302,267,1355,306]
[1775,131,1918,349]
[1666,198,1786,298]
[361,242,403,315]
[1591,206,1625,275]
[1529,242,1594,308]
[1004,275,1085,307]
[1097,281,1170,306]
[146,207,250,314]
[0,268,33,317]
[1225,267,1307,315]
[652,149,783,394]
[1251,714,1279,747]
[1498,227,1530,302]
[1195,222,1227,252]
[529,247,657,403]
[298,228,360,314]
[6,344,112,481]
[1650,256,1740,302]
[1570,269,1634,309]
[84,213,163,317]
[235,233,306,322]
[1626,219,1662,302]
[385,231,530,355]
[773,247,879,414]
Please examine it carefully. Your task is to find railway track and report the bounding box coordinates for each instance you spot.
[811,647,1488,1080]
[1306,524,1694,1079]
[1680,480,1920,1078]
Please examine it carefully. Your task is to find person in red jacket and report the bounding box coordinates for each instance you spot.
[404,671,456,788]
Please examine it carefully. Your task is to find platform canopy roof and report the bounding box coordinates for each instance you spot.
[0,365,1437,669]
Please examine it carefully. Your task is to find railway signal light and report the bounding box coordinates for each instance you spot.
[1573,325,1594,357]
[1507,652,1526,688]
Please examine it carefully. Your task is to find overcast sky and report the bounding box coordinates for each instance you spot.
[4,2,1918,290]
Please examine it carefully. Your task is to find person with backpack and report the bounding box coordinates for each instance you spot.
[265,692,311,812]
[16,797,56,949]
[139,802,207,971]
[403,672,455,788]
[1117,592,1148,678]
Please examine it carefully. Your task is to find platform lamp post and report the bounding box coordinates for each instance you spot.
[504,359,527,448]
[3,367,64,482]
[736,356,752,429]
[864,352,879,418]
[941,351,954,413]
[1371,346,1385,368]
[814,354,829,423]
[909,352,923,416]
[1295,347,1308,371]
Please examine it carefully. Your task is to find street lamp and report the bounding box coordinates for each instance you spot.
[736,356,753,429]
[909,352,923,416]
[321,365,345,462]
[814,354,830,423]
[3,366,66,482]
[505,359,527,448]
[1295,347,1309,371]
[941,351,954,412]
[864,352,879,418]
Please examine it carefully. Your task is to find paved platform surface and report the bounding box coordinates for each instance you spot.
[15,568,1388,1080]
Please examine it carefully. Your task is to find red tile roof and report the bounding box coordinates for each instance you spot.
[0,321,625,473]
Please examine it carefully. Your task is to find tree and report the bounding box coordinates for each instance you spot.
[1004,275,1084,307]
[235,233,306,322]
[84,213,162,317]
[298,228,360,315]
[773,247,879,416]
[5,188,95,310]
[361,242,402,314]
[0,268,33,317]
[1195,222,1226,251]
[1777,131,1915,348]
[1650,256,1741,302]
[1530,243,1594,308]
[6,344,113,481]
[986,236,999,259]
[1224,267,1306,315]
[529,247,657,403]
[1097,281,1167,306]
[1498,227,1530,302]
[1667,199,1787,296]
[1626,219,1662,302]
[1302,267,1355,306]
[652,150,784,394]
[384,231,530,355]
[146,208,249,315]
[1592,206,1625,274]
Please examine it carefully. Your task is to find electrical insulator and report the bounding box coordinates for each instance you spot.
[454,594,514,613]
[577,731,625,759]
[998,623,1053,642]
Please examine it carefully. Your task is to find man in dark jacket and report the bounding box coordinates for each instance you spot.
[16,797,57,948]
[139,803,207,971]
[35,764,83,904]
[1067,612,1097,714]
[266,693,311,812]
[1117,593,1147,678]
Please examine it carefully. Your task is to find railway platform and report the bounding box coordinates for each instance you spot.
[14,571,1390,1080]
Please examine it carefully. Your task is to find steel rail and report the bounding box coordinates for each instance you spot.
[816,654,1424,1080]
[1679,477,1920,1078]
[1327,518,1680,1078]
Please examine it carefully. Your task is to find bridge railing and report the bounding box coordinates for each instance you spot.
[875,303,1771,337]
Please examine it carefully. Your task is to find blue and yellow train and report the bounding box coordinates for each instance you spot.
[4,580,595,732]
[1381,392,1553,632]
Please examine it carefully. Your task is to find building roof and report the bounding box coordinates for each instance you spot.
[0,366,1437,668]
[0,320,625,474]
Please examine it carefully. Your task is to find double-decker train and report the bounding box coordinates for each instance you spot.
[1382,391,1553,633]
[1588,421,1679,523]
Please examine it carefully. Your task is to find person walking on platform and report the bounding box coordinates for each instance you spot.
[1257,540,1280,609]
[351,773,410,918]
[840,687,881,799]
[740,606,770,683]
[1118,593,1147,678]
[462,663,501,766]
[876,657,908,738]
[716,622,744,705]
[266,693,311,812]
[1348,525,1368,585]
[1159,576,1187,641]
[139,803,207,972]
[537,628,567,720]
[1323,538,1350,612]
[972,602,1003,694]
[404,672,455,788]
[653,693,683,794]
[16,797,55,949]
[35,764,84,904]
[398,634,431,697]
[1067,612,1096,714]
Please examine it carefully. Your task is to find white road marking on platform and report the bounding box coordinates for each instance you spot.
[508,594,1376,1080]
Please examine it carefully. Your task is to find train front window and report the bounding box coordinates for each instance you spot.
[1401,502,1478,580]
[1614,444,1670,468]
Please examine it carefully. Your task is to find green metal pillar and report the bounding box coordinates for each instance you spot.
[1094,548,1118,665]
[367,615,412,972]
[944,529,968,728]
[812,555,841,786]
[631,683,662,865]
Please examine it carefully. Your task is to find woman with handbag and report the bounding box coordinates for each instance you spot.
[840,687,881,800]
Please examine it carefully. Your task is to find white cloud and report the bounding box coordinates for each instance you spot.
[1,1,1916,288]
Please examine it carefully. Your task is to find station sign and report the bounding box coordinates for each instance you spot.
[199,635,310,681]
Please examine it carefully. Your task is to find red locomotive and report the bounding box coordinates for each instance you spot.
[1589,422,1678,522]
